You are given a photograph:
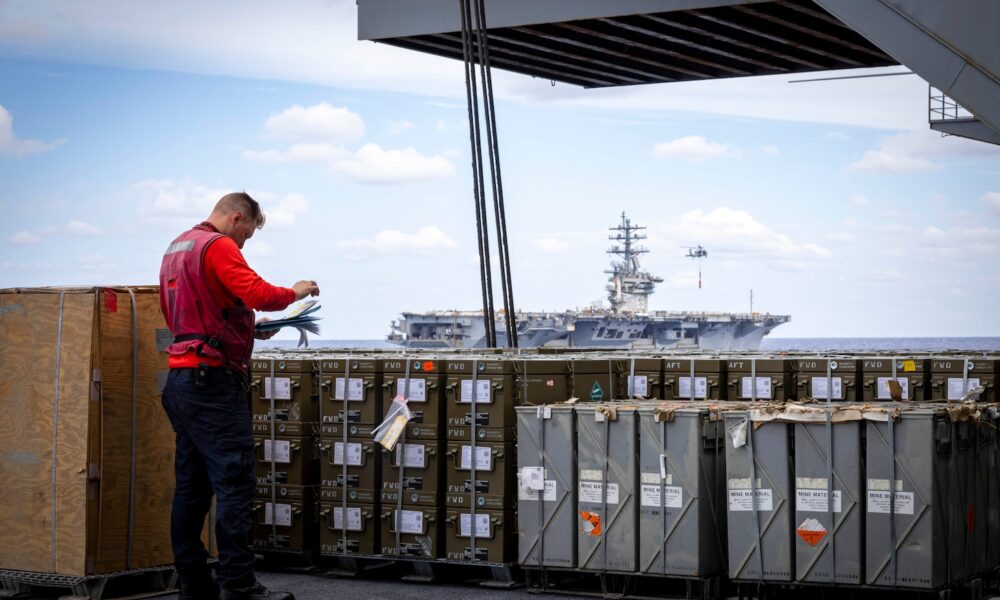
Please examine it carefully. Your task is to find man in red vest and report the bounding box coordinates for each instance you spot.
[159,193,318,600]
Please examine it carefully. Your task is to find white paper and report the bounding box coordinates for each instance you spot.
[263,377,292,400]
[796,489,843,513]
[335,377,364,401]
[459,513,491,538]
[333,507,362,531]
[263,439,291,464]
[460,445,493,470]
[521,466,545,491]
[876,377,909,400]
[741,377,772,399]
[810,377,843,400]
[264,502,292,526]
[333,442,363,466]
[396,378,426,402]
[867,490,915,515]
[460,380,492,404]
[640,484,682,508]
[628,375,648,397]
[396,509,424,534]
[579,481,619,504]
[395,444,426,469]
[728,488,773,512]
[678,376,708,399]
[947,378,980,400]
[727,418,748,448]
[518,479,557,501]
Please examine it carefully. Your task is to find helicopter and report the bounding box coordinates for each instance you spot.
[682,245,708,288]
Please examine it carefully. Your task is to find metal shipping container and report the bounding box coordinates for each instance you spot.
[319,502,378,556]
[860,357,929,402]
[726,358,795,402]
[445,509,516,563]
[794,357,861,403]
[662,358,726,401]
[251,357,318,425]
[928,357,996,403]
[318,356,382,438]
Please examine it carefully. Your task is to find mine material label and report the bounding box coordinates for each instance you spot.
[948,377,980,400]
[518,479,557,502]
[579,481,619,505]
[333,442,363,466]
[335,377,364,401]
[640,484,683,508]
[679,376,708,399]
[796,489,842,513]
[396,379,426,402]
[728,488,773,512]
[810,377,843,400]
[333,507,362,531]
[741,377,772,399]
[263,440,291,464]
[264,503,292,527]
[867,490,915,515]
[460,380,492,403]
[263,377,292,400]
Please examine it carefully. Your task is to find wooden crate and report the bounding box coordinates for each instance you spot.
[0,286,175,575]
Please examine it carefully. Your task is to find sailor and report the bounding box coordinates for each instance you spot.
[159,193,319,600]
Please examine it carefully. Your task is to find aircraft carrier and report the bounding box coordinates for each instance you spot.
[388,213,790,350]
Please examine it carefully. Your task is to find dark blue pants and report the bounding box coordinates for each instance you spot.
[161,368,256,591]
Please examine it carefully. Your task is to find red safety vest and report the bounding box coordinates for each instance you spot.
[159,224,255,376]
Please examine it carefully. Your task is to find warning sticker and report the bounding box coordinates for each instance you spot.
[810,377,843,400]
[678,376,708,399]
[796,518,827,547]
[628,375,648,397]
[459,513,491,538]
[335,377,364,401]
[333,442,363,466]
[396,509,424,534]
[263,377,292,400]
[796,489,843,513]
[590,381,604,402]
[518,479,557,502]
[460,379,492,404]
[741,377,772,399]
[264,503,292,527]
[263,439,291,464]
[579,511,602,536]
[867,490,915,515]
[579,481,619,505]
[333,507,362,531]
[728,488,773,512]
[947,378,980,400]
[396,378,427,402]
[640,484,683,508]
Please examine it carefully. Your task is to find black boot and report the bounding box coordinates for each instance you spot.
[220,583,294,600]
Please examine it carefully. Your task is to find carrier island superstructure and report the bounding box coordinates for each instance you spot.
[389,214,790,350]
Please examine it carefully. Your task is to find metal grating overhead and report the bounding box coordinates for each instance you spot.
[361,0,898,88]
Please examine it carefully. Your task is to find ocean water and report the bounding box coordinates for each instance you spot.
[259,337,1000,352]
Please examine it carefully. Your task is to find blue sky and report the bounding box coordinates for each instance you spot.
[1,1,999,339]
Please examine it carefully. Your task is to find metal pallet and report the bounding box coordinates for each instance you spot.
[319,553,519,588]
[0,566,176,600]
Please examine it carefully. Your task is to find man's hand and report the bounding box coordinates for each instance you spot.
[254,317,279,340]
[292,280,320,300]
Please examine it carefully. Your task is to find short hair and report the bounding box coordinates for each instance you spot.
[213,192,266,229]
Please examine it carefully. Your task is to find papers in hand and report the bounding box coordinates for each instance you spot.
[256,300,321,347]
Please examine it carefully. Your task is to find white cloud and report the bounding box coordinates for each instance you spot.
[242,240,274,258]
[389,119,414,134]
[338,226,457,257]
[921,225,1000,256]
[824,132,850,141]
[534,237,568,253]
[826,232,855,243]
[846,129,1000,173]
[65,219,103,236]
[242,143,350,164]
[653,136,741,163]
[77,253,119,271]
[261,193,308,227]
[880,209,901,219]
[9,230,41,245]
[0,105,65,158]
[331,143,455,184]
[133,178,308,228]
[850,195,870,207]
[982,191,1000,216]
[263,103,364,143]
[759,144,780,156]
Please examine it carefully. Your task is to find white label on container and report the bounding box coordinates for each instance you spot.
[867,479,904,492]
[728,488,773,512]
[642,472,672,485]
[394,444,426,469]
[518,479,557,501]
[460,380,492,403]
[810,377,843,400]
[678,376,708,399]
[640,484,683,508]
[876,377,909,400]
[460,445,492,470]
[396,510,424,534]
[741,377,772,399]
[947,378,980,400]
[333,442,363,466]
[264,503,292,526]
[521,466,544,491]
[796,489,843,513]
[628,375,648,397]
[335,377,364,401]
[580,469,603,481]
[579,481,619,504]
[263,440,291,464]
[333,507,362,531]
[263,377,291,400]
[867,490,915,515]
[396,378,426,402]
[459,513,491,538]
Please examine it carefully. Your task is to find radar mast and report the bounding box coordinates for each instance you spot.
[605,212,663,314]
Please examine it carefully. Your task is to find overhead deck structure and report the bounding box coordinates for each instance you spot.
[358,0,1000,145]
